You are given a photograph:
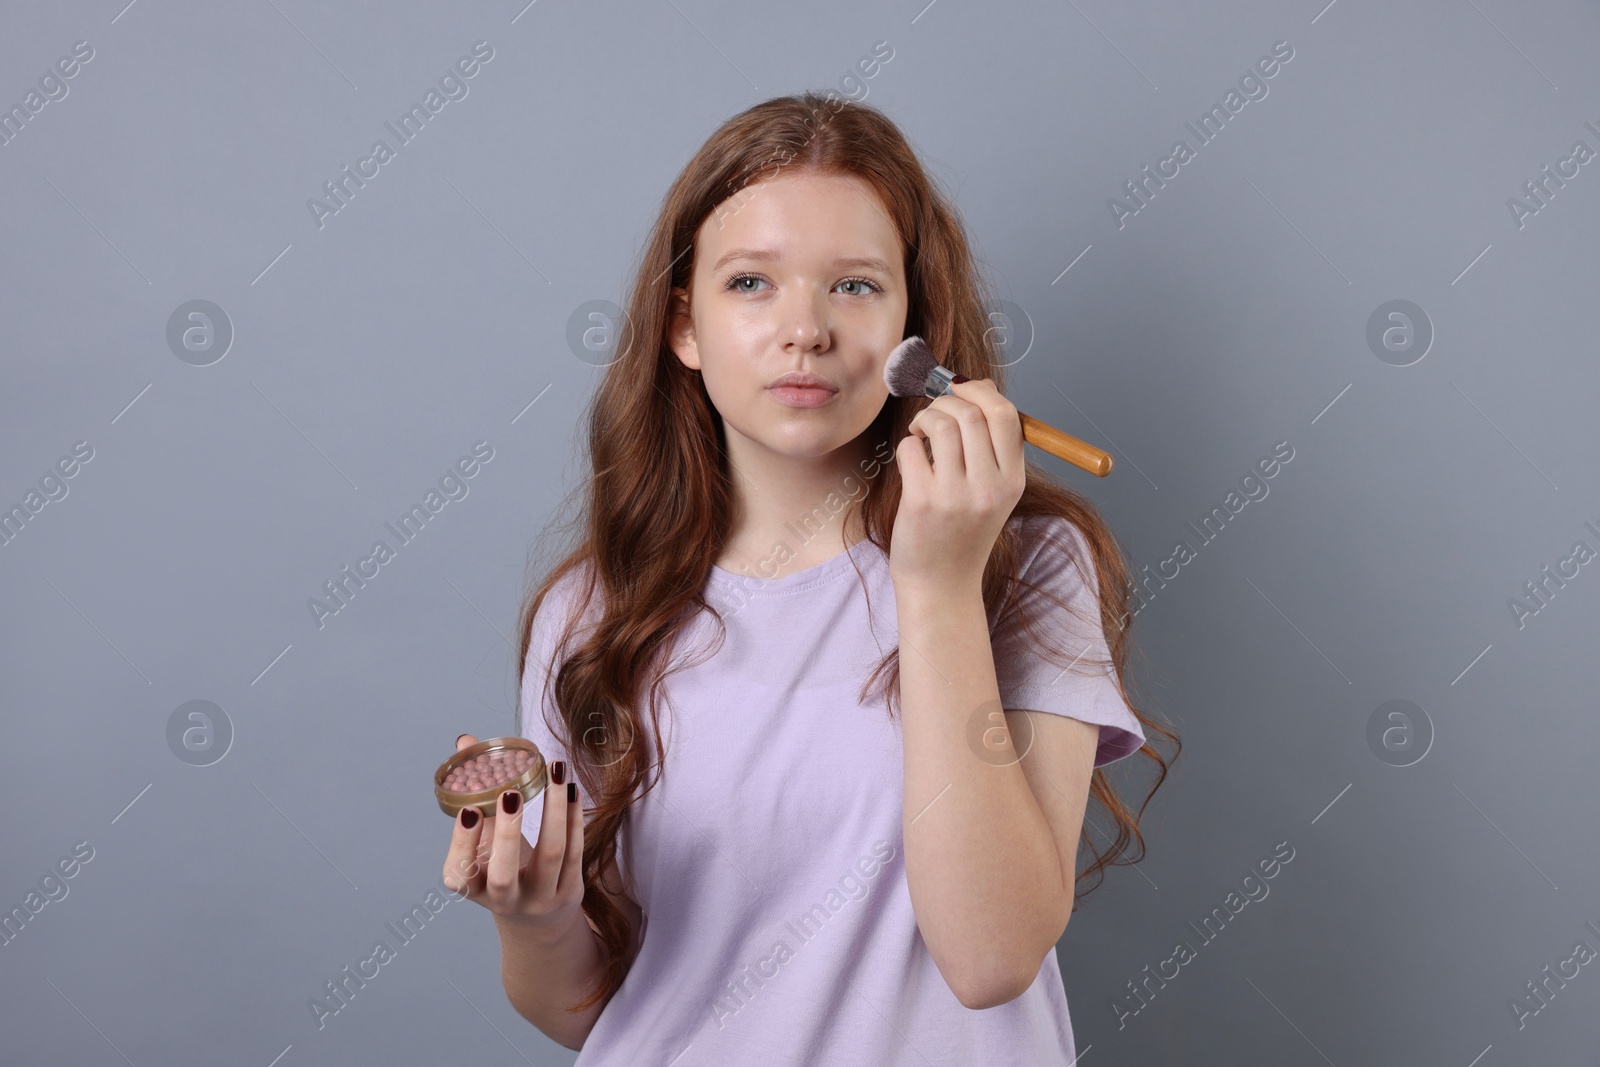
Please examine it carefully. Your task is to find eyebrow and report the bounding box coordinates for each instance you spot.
[710,248,896,275]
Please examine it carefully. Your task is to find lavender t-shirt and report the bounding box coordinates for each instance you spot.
[519,515,1145,1065]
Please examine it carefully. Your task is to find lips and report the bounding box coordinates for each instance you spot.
[768,374,838,392]
[767,384,837,408]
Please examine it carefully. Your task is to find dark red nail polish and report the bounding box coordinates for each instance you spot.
[501,790,520,815]
[460,806,479,830]
[567,781,577,803]
[552,760,566,786]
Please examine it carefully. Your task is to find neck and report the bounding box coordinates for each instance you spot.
[717,435,872,578]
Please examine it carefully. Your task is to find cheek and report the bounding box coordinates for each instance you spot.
[700,355,759,402]
[707,306,770,353]
[855,382,888,416]
[698,368,736,418]
[844,384,891,435]
[848,363,890,404]
[696,363,762,434]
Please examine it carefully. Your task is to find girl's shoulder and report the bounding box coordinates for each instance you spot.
[1006,513,1095,570]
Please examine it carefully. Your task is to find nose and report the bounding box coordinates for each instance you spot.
[781,290,830,353]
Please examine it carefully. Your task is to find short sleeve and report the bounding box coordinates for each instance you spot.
[991,516,1146,768]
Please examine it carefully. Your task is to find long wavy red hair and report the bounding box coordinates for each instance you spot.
[514,90,1180,1014]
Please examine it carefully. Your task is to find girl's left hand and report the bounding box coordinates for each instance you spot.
[889,378,1026,593]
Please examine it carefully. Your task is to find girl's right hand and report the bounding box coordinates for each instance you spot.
[442,734,586,935]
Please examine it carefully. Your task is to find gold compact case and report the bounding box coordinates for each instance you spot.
[435,736,547,819]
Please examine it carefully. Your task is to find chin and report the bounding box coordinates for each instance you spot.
[759,431,848,459]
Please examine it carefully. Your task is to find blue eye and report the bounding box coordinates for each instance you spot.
[722,273,884,295]
[837,276,883,296]
[725,273,769,293]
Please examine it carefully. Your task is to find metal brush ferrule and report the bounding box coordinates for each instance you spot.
[925,364,970,398]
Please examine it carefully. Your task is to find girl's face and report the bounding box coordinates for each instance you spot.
[669,171,908,461]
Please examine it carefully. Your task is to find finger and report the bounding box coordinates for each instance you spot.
[443,802,488,898]
[484,788,527,902]
[533,763,572,902]
[896,433,932,499]
[554,773,585,903]
[949,379,1022,482]
[914,407,966,484]
[452,734,497,864]
[930,387,999,480]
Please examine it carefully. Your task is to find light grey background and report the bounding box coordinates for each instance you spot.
[3,1,1598,1064]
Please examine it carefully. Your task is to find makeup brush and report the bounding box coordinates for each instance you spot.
[883,336,1114,477]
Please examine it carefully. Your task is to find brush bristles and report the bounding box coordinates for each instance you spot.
[883,335,940,398]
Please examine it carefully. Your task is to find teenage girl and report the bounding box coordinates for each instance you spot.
[443,91,1177,1066]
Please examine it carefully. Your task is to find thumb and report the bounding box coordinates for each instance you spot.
[455,733,477,753]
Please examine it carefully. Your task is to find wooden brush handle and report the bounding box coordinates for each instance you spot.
[1018,412,1114,477]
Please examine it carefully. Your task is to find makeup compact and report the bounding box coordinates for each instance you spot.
[435,736,548,819]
